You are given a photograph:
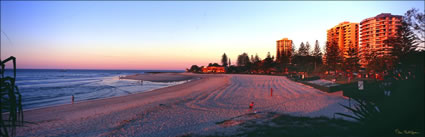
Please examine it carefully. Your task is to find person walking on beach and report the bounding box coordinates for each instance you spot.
[72,95,74,104]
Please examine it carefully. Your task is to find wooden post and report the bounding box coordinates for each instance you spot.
[349,97,351,107]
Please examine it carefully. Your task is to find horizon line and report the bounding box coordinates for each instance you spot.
[3,68,186,71]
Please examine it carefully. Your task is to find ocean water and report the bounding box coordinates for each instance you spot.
[3,69,185,110]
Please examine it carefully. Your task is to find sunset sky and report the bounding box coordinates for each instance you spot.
[1,1,424,70]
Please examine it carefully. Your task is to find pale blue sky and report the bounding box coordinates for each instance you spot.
[1,1,424,69]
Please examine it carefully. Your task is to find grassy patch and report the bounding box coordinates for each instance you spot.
[234,113,360,137]
[190,112,420,137]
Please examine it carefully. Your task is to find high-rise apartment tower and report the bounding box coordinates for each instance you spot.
[359,13,402,67]
[276,38,293,62]
[326,21,359,61]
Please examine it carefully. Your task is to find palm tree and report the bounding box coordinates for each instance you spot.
[1,56,24,137]
[1,31,24,137]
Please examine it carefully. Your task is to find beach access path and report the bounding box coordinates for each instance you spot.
[17,73,351,137]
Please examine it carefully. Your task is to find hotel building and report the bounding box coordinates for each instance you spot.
[202,66,226,73]
[276,38,293,62]
[359,13,402,67]
[326,21,359,63]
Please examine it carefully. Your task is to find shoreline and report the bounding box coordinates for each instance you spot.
[19,73,195,111]
[20,81,195,112]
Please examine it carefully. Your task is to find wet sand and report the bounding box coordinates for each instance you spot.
[121,72,195,82]
[17,73,351,137]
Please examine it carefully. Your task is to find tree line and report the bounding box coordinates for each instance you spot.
[187,40,325,74]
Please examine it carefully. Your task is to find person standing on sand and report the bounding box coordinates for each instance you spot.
[249,102,254,109]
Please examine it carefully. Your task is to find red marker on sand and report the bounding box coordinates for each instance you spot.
[271,88,273,97]
[249,102,254,109]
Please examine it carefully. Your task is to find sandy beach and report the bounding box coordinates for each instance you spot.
[17,73,351,137]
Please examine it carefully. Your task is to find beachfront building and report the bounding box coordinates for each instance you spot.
[202,66,226,73]
[276,38,293,63]
[326,21,359,64]
[359,13,402,67]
